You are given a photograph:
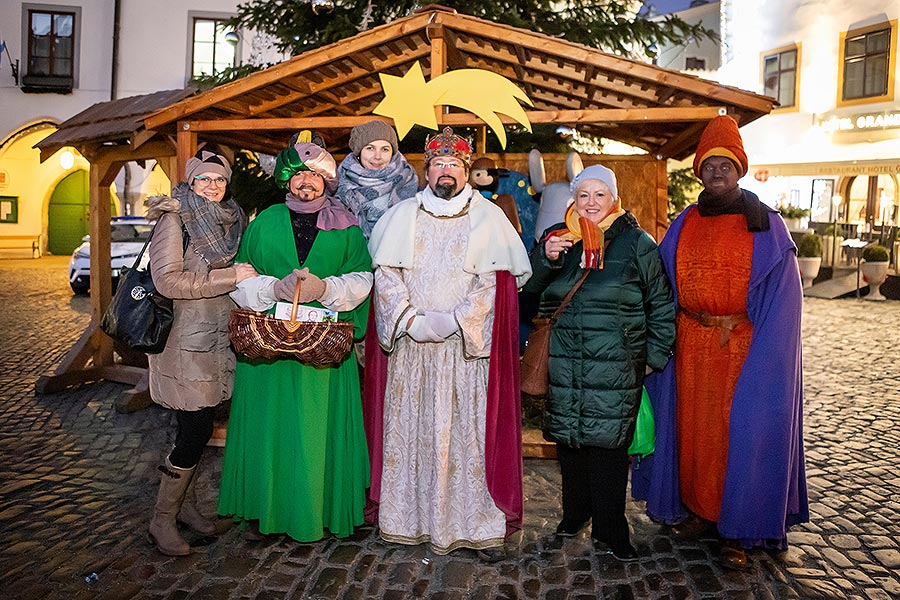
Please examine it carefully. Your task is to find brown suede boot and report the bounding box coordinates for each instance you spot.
[177,479,217,536]
[148,460,193,556]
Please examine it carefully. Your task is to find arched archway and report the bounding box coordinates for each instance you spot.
[46,170,118,255]
[837,174,899,231]
[47,169,90,255]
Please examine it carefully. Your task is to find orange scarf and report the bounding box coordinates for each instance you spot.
[548,203,625,269]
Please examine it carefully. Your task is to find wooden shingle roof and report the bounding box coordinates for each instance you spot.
[143,5,774,160]
[35,88,196,161]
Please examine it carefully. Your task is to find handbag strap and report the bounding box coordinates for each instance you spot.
[131,218,190,271]
[548,237,612,321]
[130,223,157,270]
[550,269,590,321]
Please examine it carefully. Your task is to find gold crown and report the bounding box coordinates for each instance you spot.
[424,127,473,165]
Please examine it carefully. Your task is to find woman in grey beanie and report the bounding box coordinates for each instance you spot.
[336,120,419,239]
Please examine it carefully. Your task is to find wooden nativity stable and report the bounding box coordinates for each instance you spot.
[34,4,775,409]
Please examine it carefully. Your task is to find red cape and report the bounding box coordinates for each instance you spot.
[362,270,523,533]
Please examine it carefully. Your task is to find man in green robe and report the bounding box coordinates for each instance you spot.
[218,137,372,541]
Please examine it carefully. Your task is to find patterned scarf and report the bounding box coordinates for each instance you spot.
[174,182,244,269]
[284,193,359,231]
[547,202,625,269]
[336,152,419,238]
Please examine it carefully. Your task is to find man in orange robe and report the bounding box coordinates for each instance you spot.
[632,116,809,570]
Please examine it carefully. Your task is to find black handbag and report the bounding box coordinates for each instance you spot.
[100,222,178,354]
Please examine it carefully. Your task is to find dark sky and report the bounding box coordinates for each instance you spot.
[641,0,698,16]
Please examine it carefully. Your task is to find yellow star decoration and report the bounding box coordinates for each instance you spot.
[374,61,534,149]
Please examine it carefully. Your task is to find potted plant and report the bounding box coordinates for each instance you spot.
[822,224,844,266]
[779,205,810,231]
[860,244,890,301]
[796,233,822,289]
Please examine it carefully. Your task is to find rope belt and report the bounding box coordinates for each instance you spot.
[679,308,750,347]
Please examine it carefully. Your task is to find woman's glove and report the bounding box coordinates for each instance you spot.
[274,269,302,301]
[296,268,326,303]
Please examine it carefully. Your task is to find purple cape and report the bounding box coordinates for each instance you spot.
[631,203,809,549]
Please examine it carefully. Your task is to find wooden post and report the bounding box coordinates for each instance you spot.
[430,32,446,127]
[89,160,122,367]
[176,123,197,182]
[656,157,670,242]
[476,126,487,155]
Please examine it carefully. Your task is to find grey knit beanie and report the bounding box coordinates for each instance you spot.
[349,120,399,156]
[184,150,232,183]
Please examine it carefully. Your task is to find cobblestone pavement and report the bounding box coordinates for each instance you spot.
[1,257,899,600]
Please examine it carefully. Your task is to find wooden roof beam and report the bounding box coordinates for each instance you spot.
[653,121,710,158]
[427,23,467,70]
[458,40,662,105]
[437,106,728,127]
[183,116,396,132]
[348,52,375,72]
[80,139,176,164]
[435,12,775,112]
[248,47,429,117]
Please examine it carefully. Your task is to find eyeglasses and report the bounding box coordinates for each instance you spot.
[431,160,463,170]
[194,175,228,187]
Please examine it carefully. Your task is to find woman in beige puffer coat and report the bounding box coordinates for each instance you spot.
[145,150,256,556]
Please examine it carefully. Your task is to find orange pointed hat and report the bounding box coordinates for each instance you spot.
[692,115,748,177]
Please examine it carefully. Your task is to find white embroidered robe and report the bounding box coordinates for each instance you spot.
[374,208,507,554]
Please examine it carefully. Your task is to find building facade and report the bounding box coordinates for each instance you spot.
[0,0,281,257]
[655,0,899,256]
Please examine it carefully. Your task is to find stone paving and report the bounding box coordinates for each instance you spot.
[1,256,899,600]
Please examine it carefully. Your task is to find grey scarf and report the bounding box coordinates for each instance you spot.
[174,182,244,268]
[336,151,419,238]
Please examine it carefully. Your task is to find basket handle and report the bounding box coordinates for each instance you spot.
[290,278,302,323]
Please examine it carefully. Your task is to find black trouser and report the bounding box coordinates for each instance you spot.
[556,443,631,544]
[168,407,216,469]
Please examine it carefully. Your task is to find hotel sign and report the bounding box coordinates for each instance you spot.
[750,159,900,177]
[816,110,900,134]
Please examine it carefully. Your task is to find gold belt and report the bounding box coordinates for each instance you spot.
[680,308,750,347]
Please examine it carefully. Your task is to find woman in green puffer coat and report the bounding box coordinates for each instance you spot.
[523,164,675,561]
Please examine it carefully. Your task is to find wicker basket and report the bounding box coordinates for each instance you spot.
[228,279,354,366]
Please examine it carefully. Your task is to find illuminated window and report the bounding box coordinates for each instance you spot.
[22,6,78,92]
[839,21,896,105]
[763,47,798,108]
[191,17,237,79]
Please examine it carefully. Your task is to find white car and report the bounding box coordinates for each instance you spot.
[68,216,154,294]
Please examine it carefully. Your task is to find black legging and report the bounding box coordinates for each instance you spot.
[169,407,216,469]
[556,443,631,544]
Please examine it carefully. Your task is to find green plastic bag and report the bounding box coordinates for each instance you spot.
[628,387,655,457]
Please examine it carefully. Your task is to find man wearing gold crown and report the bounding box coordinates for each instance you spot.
[366,127,531,561]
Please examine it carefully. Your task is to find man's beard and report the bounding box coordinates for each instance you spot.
[433,179,458,199]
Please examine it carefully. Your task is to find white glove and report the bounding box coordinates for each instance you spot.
[425,311,458,339]
[406,314,444,343]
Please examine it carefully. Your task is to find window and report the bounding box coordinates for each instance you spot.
[22,5,78,92]
[191,17,237,79]
[0,197,18,223]
[685,57,706,70]
[838,21,896,106]
[763,47,798,108]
